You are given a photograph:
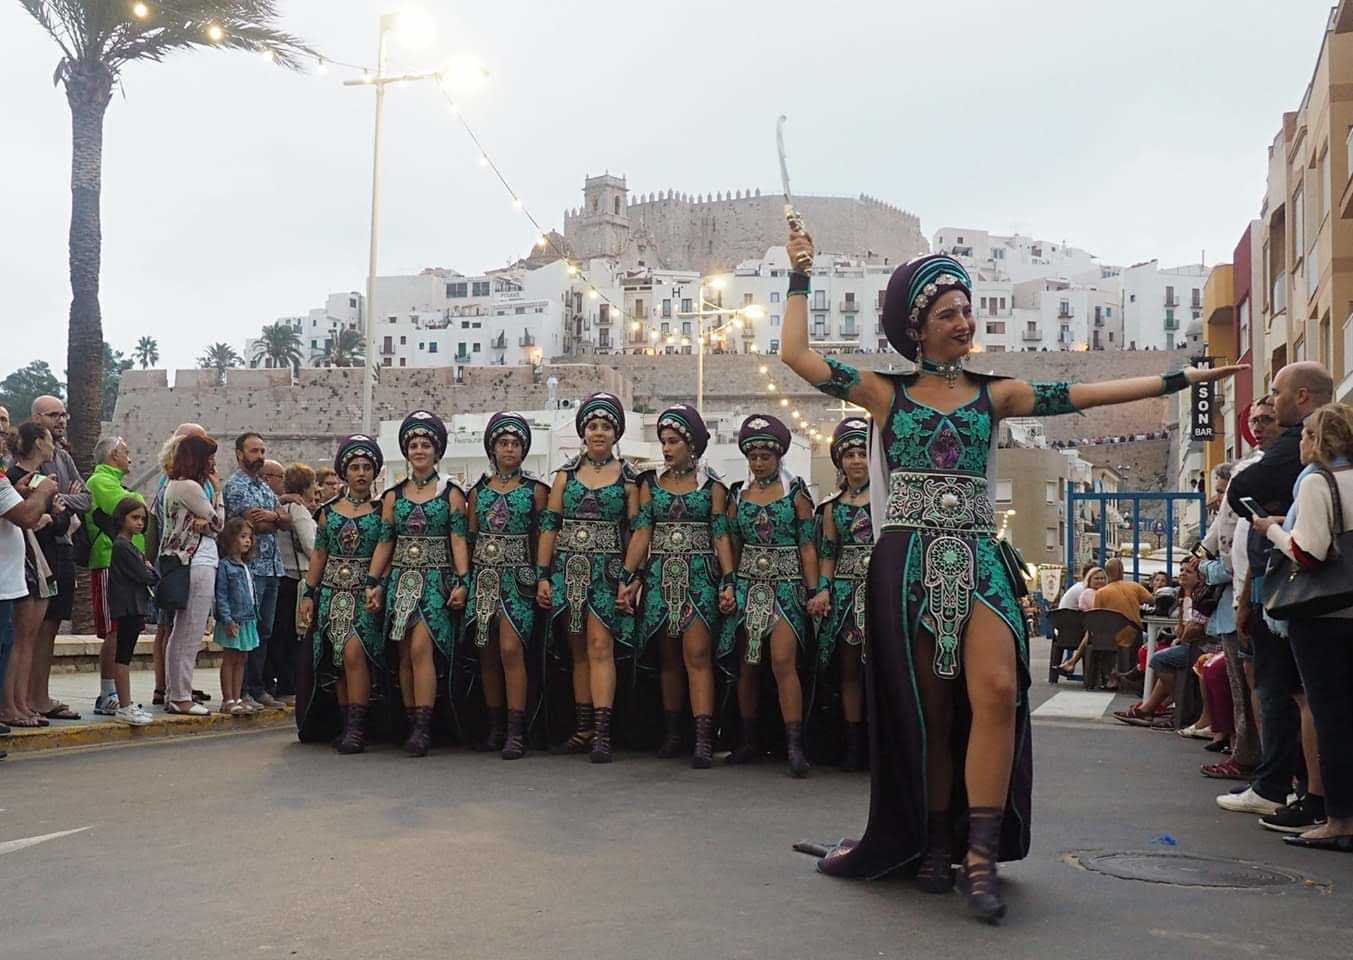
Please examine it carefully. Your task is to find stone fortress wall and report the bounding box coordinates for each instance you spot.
[564,189,928,275]
[108,364,630,494]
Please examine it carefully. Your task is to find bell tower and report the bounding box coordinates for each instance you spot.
[575,173,630,258]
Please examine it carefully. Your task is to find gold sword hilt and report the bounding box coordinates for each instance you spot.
[785,204,812,271]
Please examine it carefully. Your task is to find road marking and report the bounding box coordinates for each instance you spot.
[0,826,92,857]
[1032,691,1116,720]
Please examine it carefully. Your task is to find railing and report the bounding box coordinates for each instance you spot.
[839,299,860,313]
[1093,316,1105,327]
[454,352,470,363]
[518,333,536,347]
[1164,317,1178,332]
[1164,295,1179,307]
[840,325,859,338]
[1057,306,1074,319]
[490,333,507,349]
[1021,326,1042,341]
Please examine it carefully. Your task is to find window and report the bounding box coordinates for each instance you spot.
[382,335,392,353]
[1129,293,1136,303]
[473,321,482,328]
[473,342,481,353]
[996,480,1013,502]
[1045,481,1056,504]
[985,322,1006,335]
[1293,187,1305,259]
[428,342,438,354]
[999,297,1006,311]
[447,282,467,298]
[311,339,318,349]
[515,307,526,315]
[1191,288,1201,309]
[681,298,693,313]
[812,319,827,338]
[813,291,827,310]
[769,339,780,354]
[661,322,670,335]
[349,296,358,308]
[980,296,988,310]
[472,281,490,297]
[635,298,645,317]
[461,321,470,329]
[770,291,781,303]
[681,321,692,335]
[662,299,672,318]
[418,342,424,350]
[744,293,754,306]
[1045,528,1057,550]
[771,314,781,327]
[399,358,406,367]
[1238,297,1250,353]
[614,197,622,216]
[399,335,407,345]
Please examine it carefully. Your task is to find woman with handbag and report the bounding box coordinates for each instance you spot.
[159,435,225,717]
[1251,401,1353,852]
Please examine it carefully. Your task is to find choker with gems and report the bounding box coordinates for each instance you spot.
[919,356,966,388]
[343,490,370,506]
[665,461,696,479]
[753,474,779,488]
[409,471,439,489]
[583,452,616,469]
[845,481,870,496]
[493,466,522,484]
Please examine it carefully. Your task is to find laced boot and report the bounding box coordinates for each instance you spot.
[839,722,867,772]
[656,710,684,759]
[501,708,527,760]
[914,810,955,893]
[336,704,369,755]
[785,721,810,778]
[725,717,760,764]
[691,714,715,769]
[478,707,507,752]
[403,705,434,757]
[564,703,595,753]
[958,806,1007,924]
[590,706,614,764]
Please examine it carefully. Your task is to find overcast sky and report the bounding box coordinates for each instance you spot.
[0,0,1337,376]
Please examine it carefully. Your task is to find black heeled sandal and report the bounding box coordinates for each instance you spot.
[958,806,1007,924]
[915,810,955,893]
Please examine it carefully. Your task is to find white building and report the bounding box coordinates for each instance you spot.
[1120,260,1208,351]
[933,227,1102,284]
[618,267,704,354]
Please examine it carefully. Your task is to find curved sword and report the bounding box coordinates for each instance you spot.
[777,114,810,269]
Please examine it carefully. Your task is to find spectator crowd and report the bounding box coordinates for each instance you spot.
[0,396,319,760]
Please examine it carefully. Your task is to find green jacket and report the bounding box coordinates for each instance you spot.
[86,463,144,570]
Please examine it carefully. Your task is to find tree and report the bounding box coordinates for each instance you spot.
[250,321,304,374]
[0,361,65,421]
[198,342,240,386]
[18,2,313,470]
[322,328,365,368]
[101,342,133,419]
[133,335,159,369]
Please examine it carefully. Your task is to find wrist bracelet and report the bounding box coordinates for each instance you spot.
[720,571,736,589]
[1160,370,1189,395]
[535,563,550,581]
[364,574,381,588]
[788,271,811,296]
[620,567,638,586]
[302,583,317,599]
[817,575,830,592]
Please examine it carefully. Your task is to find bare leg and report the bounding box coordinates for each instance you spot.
[342,634,371,705]
[1061,636,1089,671]
[586,614,617,709]
[961,603,1019,815]
[659,630,685,713]
[683,619,714,719]
[1139,673,1176,714]
[914,632,955,811]
[30,617,60,712]
[768,621,802,724]
[407,621,437,708]
[498,619,527,713]
[479,631,505,710]
[839,642,864,724]
[1296,692,1324,798]
[398,637,414,708]
[568,631,591,707]
[12,599,47,717]
[736,658,760,720]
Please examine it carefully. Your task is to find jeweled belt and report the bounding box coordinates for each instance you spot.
[738,544,801,581]
[651,521,712,555]
[321,556,367,590]
[559,518,622,554]
[392,536,449,568]
[835,544,872,580]
[881,470,995,534]
[473,533,529,566]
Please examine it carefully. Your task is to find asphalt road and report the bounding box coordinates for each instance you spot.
[3,667,1350,960]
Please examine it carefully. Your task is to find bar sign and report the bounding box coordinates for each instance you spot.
[1191,355,1215,441]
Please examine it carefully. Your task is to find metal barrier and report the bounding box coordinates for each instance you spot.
[1065,490,1207,583]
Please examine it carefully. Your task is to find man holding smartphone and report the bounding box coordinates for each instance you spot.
[1220,362,1333,824]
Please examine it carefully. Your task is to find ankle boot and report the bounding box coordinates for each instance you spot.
[785,721,810,778]
[590,706,614,764]
[656,710,684,759]
[958,806,1007,924]
[478,707,507,752]
[336,704,369,755]
[403,705,434,757]
[725,718,760,765]
[840,722,867,772]
[501,708,527,760]
[565,703,595,753]
[915,810,955,893]
[691,714,715,769]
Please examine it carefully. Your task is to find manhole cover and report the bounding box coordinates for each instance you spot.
[1070,851,1308,889]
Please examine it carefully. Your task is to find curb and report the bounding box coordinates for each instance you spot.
[2,709,294,754]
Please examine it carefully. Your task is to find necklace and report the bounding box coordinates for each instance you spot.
[410,471,438,489]
[846,480,870,497]
[919,356,965,388]
[493,466,521,484]
[583,452,615,469]
[753,473,778,489]
[342,490,369,506]
[665,461,696,479]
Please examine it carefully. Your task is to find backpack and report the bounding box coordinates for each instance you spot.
[72,506,114,568]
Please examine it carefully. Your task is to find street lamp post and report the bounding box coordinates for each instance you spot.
[675,298,764,415]
[345,12,444,434]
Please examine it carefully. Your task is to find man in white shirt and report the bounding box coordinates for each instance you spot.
[0,473,59,754]
[1058,563,1095,610]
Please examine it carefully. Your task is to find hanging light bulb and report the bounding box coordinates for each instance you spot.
[314,57,329,76]
[260,49,275,63]
[512,198,523,211]
[206,22,224,42]
[478,155,489,168]
[780,398,789,407]
[535,235,547,248]
[132,2,149,19]
[758,364,768,374]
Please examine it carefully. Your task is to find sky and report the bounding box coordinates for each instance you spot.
[0,0,1339,377]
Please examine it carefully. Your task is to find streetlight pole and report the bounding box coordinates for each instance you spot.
[345,13,443,435]
[676,297,764,416]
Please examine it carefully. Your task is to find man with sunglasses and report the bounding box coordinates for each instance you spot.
[29,395,91,721]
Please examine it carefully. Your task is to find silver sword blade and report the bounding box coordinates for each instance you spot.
[776,114,794,205]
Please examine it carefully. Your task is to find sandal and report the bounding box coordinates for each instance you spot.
[42,705,81,721]
[1,715,43,728]
[1281,834,1353,852]
[1201,759,1254,780]
[1113,704,1154,726]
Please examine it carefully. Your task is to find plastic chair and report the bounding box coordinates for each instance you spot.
[1082,609,1141,691]
[1047,608,1085,684]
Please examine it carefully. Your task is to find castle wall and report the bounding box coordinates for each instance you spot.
[110,364,631,493]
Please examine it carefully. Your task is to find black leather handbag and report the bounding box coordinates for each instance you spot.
[1262,467,1353,620]
[155,554,191,611]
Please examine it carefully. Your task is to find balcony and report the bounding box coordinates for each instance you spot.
[490,332,507,350]
[840,325,859,339]
[839,299,860,313]
[518,332,537,347]
[1057,306,1074,319]
[1021,326,1042,342]
[1164,317,1179,332]
[1271,273,1287,314]
[1093,316,1105,328]
[1164,295,1179,308]
[454,351,470,364]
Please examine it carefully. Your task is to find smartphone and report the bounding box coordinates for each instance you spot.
[1191,543,1211,559]
[25,473,47,487]
[1239,496,1264,518]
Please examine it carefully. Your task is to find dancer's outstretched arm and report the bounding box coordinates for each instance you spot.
[990,365,1248,419]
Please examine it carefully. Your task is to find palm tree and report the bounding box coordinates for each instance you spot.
[133,335,159,369]
[250,321,305,374]
[323,328,365,368]
[198,341,240,385]
[19,2,313,470]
